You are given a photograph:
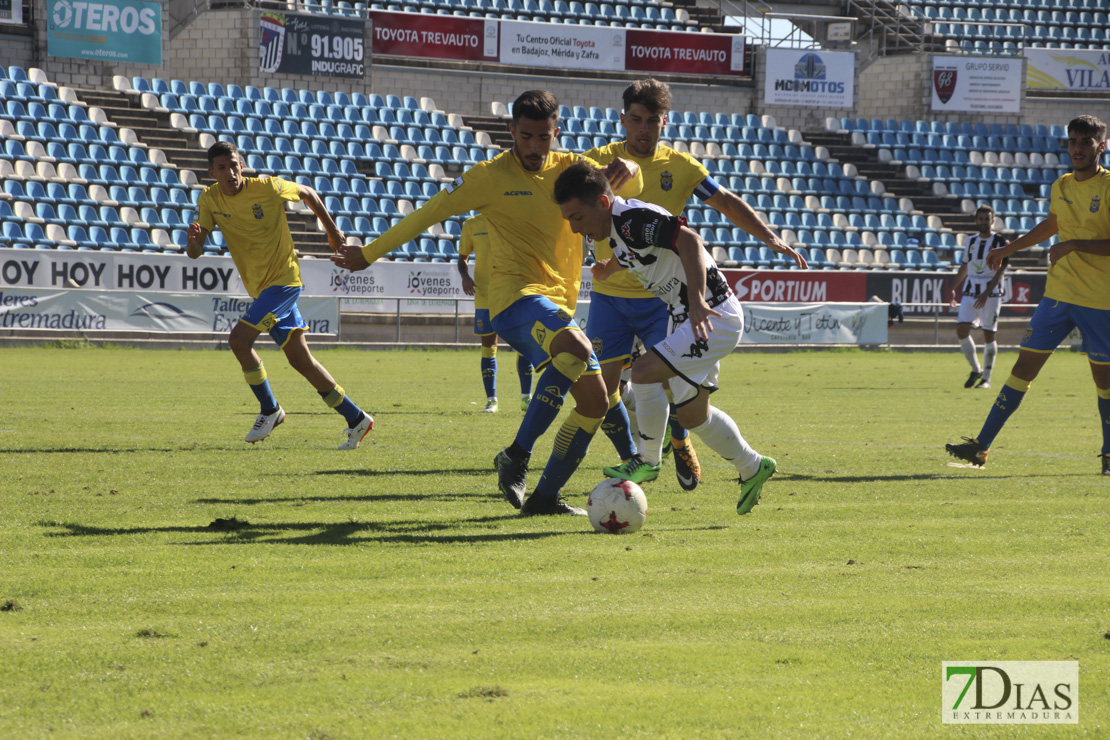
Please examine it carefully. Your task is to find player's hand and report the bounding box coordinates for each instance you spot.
[780,244,808,269]
[949,292,959,309]
[591,258,615,281]
[327,230,347,255]
[1049,240,1074,266]
[331,244,370,272]
[602,158,638,193]
[460,273,475,296]
[687,299,722,343]
[187,222,203,241]
[986,247,1008,270]
[973,294,988,309]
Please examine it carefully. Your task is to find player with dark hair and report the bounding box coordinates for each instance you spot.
[188,141,373,448]
[457,213,534,413]
[554,162,776,515]
[582,78,804,487]
[947,115,1110,472]
[949,204,1009,390]
[333,90,643,515]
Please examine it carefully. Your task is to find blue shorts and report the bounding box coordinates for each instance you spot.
[491,294,601,373]
[1020,297,1110,363]
[240,285,308,348]
[586,292,670,367]
[474,308,495,337]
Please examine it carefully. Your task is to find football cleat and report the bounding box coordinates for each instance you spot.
[975,379,992,390]
[245,407,285,443]
[603,454,662,484]
[1100,453,1110,476]
[494,448,530,509]
[520,394,531,411]
[338,412,374,450]
[662,424,674,457]
[964,370,983,388]
[671,437,702,491]
[481,398,498,414]
[737,455,776,515]
[946,437,989,467]
[520,494,587,517]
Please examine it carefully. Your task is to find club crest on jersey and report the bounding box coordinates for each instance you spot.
[1091,196,1101,214]
[252,203,264,219]
[556,309,572,323]
[660,171,673,191]
[620,221,632,239]
[592,337,603,354]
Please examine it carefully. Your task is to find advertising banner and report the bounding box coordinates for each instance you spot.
[863,270,1045,316]
[499,20,624,71]
[260,11,366,79]
[625,29,746,77]
[368,10,496,62]
[0,0,23,25]
[723,270,867,303]
[47,0,161,65]
[931,55,1022,113]
[740,302,888,344]
[1025,49,1110,92]
[0,289,337,335]
[763,48,854,108]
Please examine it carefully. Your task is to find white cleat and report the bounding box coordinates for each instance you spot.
[338,412,374,450]
[245,407,285,443]
[481,398,498,413]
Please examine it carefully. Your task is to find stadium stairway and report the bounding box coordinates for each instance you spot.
[667,0,728,33]
[67,85,333,256]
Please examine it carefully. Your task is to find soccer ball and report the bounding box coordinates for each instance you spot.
[587,478,648,534]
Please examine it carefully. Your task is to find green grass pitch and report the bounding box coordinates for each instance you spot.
[0,345,1106,738]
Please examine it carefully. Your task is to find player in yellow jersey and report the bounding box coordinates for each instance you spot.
[333,90,643,515]
[457,213,534,413]
[583,79,805,489]
[947,115,1110,473]
[188,141,373,449]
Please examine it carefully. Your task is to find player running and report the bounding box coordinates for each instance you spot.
[333,90,643,516]
[949,204,1009,390]
[583,79,804,489]
[457,213,534,413]
[187,141,373,448]
[946,115,1110,473]
[554,162,777,514]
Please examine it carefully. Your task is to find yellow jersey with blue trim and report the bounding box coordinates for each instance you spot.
[362,149,622,318]
[583,142,712,299]
[458,214,492,311]
[197,176,302,299]
[1046,167,1110,310]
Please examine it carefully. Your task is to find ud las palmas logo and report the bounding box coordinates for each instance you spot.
[942,661,1077,724]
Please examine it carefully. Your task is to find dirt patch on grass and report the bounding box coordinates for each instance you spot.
[207,517,250,531]
[458,686,509,701]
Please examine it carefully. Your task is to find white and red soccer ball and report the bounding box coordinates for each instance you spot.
[587,478,648,534]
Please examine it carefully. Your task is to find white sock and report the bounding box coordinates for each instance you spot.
[630,382,669,466]
[689,406,762,479]
[982,341,997,382]
[960,335,981,372]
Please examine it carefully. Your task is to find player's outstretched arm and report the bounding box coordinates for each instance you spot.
[988,214,1057,268]
[949,261,969,307]
[674,226,722,342]
[1050,237,1110,266]
[457,254,475,296]
[706,187,807,269]
[185,223,208,259]
[298,184,346,254]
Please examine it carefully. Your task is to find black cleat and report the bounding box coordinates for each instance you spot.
[671,437,701,491]
[946,437,988,467]
[1100,453,1110,476]
[494,448,529,509]
[964,370,983,388]
[520,494,587,517]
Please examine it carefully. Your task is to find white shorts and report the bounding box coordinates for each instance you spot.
[650,297,743,405]
[957,295,1002,332]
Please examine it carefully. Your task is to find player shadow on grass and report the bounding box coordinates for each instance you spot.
[38,515,570,546]
[780,471,1064,482]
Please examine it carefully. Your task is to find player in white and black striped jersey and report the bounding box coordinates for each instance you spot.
[949,205,1010,389]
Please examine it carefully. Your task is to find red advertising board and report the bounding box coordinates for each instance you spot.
[625,29,746,77]
[369,10,496,62]
[722,270,867,303]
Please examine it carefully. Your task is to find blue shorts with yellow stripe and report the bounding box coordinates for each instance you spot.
[240,284,308,348]
[586,292,670,367]
[474,308,495,337]
[491,295,601,374]
[1021,296,1110,363]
